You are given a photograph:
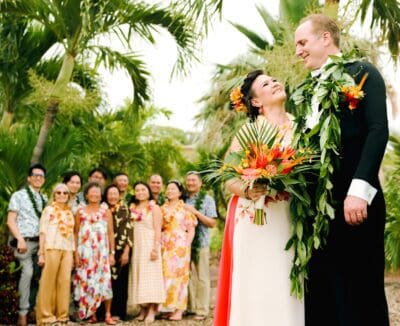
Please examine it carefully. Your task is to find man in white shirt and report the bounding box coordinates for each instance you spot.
[7,163,48,326]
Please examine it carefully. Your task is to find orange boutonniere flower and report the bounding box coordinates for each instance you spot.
[341,73,368,110]
[230,86,247,113]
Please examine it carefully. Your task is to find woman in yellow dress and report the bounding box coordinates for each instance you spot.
[160,180,197,321]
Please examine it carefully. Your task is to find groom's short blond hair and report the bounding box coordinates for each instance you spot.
[300,14,340,48]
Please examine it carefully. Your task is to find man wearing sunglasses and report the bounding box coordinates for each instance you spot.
[7,163,48,326]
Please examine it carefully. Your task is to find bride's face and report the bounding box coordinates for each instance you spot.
[250,75,286,110]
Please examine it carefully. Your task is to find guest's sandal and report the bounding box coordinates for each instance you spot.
[193,314,206,321]
[88,314,97,324]
[168,313,183,321]
[104,314,117,325]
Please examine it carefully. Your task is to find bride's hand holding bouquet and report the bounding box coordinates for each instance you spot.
[205,119,317,225]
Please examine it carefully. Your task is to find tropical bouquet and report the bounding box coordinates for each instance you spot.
[204,119,317,225]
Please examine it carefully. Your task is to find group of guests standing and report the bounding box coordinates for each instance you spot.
[7,164,217,325]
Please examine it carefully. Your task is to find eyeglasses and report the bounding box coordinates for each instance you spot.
[30,173,45,178]
[55,191,69,195]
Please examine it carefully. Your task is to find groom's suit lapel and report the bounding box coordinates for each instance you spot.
[339,61,366,140]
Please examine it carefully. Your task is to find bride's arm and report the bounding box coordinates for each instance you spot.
[225,178,248,198]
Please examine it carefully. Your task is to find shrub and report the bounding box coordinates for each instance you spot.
[0,244,20,324]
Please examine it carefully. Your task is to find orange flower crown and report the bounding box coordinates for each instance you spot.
[230,86,247,113]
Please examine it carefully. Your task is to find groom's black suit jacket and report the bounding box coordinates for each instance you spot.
[306,61,390,326]
[334,61,388,201]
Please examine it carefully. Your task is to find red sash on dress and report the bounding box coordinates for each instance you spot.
[213,195,239,326]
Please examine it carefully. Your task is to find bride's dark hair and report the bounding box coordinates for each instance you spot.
[240,69,264,122]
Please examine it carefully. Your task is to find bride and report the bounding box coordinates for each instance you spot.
[213,70,305,326]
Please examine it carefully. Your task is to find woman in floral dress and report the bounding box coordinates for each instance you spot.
[128,181,165,323]
[160,180,197,321]
[73,182,116,325]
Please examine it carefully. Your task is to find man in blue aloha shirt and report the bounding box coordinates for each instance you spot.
[7,163,48,326]
[184,171,217,321]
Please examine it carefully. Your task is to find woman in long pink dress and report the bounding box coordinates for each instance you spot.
[159,180,197,321]
[73,182,116,324]
[128,181,165,323]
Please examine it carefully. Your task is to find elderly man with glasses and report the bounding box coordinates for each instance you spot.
[184,171,217,321]
[7,163,48,326]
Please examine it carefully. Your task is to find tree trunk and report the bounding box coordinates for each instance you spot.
[30,53,75,163]
[30,99,59,164]
[0,110,13,130]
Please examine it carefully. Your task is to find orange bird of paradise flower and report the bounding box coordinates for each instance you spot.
[341,73,368,110]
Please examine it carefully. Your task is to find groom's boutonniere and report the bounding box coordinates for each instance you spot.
[341,73,368,110]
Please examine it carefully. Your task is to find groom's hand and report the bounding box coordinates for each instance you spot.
[344,195,368,226]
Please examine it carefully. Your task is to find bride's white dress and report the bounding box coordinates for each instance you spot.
[229,197,304,326]
[215,115,304,326]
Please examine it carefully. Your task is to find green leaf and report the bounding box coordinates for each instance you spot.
[326,203,335,219]
[229,21,271,50]
[296,222,303,240]
[313,235,320,249]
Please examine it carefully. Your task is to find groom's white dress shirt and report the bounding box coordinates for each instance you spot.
[307,55,377,205]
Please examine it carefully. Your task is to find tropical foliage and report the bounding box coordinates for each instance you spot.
[354,0,400,59]
[0,244,20,324]
[0,0,221,163]
[0,99,191,235]
[0,13,56,128]
[383,135,400,270]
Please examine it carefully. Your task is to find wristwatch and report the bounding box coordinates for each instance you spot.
[110,250,115,254]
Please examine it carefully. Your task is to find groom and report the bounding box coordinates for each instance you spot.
[294,14,389,326]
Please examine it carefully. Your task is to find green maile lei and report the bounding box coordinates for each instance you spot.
[25,186,47,219]
[190,190,207,263]
[287,52,364,296]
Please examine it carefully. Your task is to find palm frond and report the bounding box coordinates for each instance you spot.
[89,46,150,107]
[229,21,272,50]
[360,0,400,58]
[173,0,222,35]
[235,120,279,150]
[280,0,317,25]
[256,5,284,44]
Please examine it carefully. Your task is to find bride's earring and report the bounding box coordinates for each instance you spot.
[258,105,264,114]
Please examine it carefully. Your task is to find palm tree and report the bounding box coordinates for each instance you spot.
[195,0,315,152]
[229,0,316,52]
[0,124,86,225]
[0,14,57,128]
[0,0,220,163]
[329,0,400,59]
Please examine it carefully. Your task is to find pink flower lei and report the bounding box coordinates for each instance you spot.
[130,200,154,222]
[79,203,107,223]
